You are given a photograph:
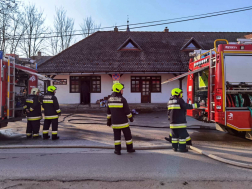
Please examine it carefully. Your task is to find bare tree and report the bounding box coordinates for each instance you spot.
[0,0,18,53]
[50,7,75,55]
[20,4,47,58]
[80,16,101,38]
[7,10,28,54]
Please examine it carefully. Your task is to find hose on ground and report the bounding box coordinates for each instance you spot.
[0,144,251,169]
[67,119,214,130]
[189,145,252,169]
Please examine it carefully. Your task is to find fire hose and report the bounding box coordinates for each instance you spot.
[14,114,252,170]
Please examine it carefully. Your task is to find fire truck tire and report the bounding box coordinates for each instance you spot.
[0,122,8,128]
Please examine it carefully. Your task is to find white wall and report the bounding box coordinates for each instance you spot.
[53,74,187,104]
[120,74,141,103]
[91,74,113,103]
[121,74,187,103]
[54,75,79,104]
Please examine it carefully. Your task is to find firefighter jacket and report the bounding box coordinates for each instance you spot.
[23,95,42,121]
[167,96,199,129]
[42,92,61,120]
[107,92,133,129]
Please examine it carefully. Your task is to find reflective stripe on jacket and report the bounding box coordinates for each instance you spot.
[42,92,61,119]
[167,96,199,129]
[107,92,132,129]
[24,95,42,121]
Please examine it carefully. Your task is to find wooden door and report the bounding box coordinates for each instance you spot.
[141,80,151,103]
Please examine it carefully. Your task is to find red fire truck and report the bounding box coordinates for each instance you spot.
[162,39,252,140]
[0,55,50,128]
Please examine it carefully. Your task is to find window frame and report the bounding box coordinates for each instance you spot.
[69,76,101,93]
[69,76,80,93]
[90,76,101,93]
[131,76,161,93]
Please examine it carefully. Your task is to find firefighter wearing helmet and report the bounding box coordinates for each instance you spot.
[42,86,61,140]
[167,88,204,152]
[23,88,42,139]
[107,83,135,155]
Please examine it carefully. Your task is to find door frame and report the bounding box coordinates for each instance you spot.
[141,79,151,103]
[80,77,91,105]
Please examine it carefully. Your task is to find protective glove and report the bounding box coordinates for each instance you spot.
[129,117,134,122]
[107,119,111,127]
[168,116,170,121]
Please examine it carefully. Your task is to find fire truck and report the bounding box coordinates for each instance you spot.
[0,55,50,128]
[162,39,252,140]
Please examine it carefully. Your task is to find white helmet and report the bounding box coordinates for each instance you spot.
[30,88,39,95]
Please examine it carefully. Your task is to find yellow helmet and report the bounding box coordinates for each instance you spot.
[112,83,124,93]
[31,88,39,95]
[47,86,57,92]
[171,88,183,97]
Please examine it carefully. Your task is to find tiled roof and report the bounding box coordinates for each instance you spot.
[38,31,252,73]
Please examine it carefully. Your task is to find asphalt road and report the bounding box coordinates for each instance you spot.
[0,112,251,188]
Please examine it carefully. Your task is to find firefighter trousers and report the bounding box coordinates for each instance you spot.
[26,120,40,137]
[43,118,58,136]
[113,127,133,151]
[171,128,190,150]
[168,130,192,145]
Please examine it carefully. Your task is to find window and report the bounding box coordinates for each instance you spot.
[70,77,80,93]
[53,79,67,85]
[131,76,161,93]
[91,76,101,93]
[185,43,197,50]
[70,76,101,93]
[131,77,140,92]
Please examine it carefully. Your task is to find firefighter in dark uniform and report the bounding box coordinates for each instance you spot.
[42,86,61,140]
[107,83,135,155]
[167,88,203,152]
[23,88,42,139]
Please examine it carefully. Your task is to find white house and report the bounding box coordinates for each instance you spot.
[37,28,252,104]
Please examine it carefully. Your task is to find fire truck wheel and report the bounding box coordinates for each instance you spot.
[226,127,246,137]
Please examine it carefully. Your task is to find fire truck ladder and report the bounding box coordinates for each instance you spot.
[209,49,216,122]
[7,56,15,119]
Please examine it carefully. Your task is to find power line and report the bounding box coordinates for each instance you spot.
[6,5,252,37]
[124,6,252,30]
[5,6,252,41]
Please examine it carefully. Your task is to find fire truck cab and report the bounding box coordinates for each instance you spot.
[162,39,252,140]
[0,55,51,128]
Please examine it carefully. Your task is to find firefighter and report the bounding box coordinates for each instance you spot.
[167,88,204,152]
[23,88,42,139]
[42,86,61,140]
[107,83,135,155]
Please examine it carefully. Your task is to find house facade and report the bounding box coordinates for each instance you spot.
[37,28,252,104]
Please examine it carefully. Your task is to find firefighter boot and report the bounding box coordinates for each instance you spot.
[52,134,60,140]
[26,134,32,139]
[173,148,178,152]
[127,149,136,153]
[43,133,50,140]
[114,150,121,155]
[126,143,135,153]
[33,134,41,139]
[178,148,188,153]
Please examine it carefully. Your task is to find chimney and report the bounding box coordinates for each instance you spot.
[38,51,41,57]
[164,27,169,32]
[114,26,118,32]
